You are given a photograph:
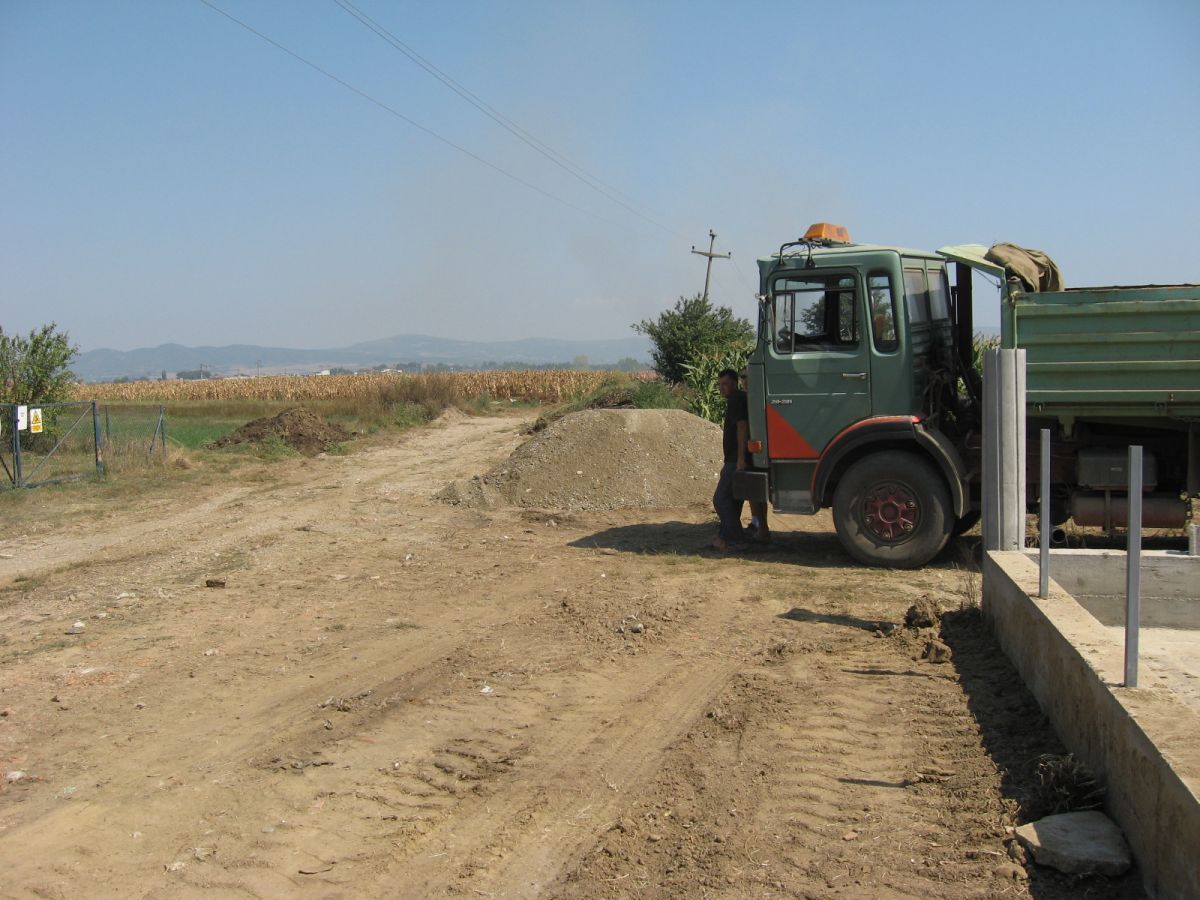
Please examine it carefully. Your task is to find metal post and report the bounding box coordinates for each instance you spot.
[13,404,23,487]
[1124,445,1143,687]
[160,405,168,461]
[1039,428,1050,598]
[92,401,105,477]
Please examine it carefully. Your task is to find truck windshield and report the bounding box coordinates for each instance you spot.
[772,274,858,353]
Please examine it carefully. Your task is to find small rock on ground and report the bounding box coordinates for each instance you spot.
[1014,810,1131,876]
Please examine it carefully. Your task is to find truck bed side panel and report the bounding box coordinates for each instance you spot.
[1002,287,1200,421]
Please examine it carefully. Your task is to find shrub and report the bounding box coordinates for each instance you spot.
[633,295,754,384]
[0,323,78,404]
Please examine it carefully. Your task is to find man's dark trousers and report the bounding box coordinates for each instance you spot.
[713,461,745,544]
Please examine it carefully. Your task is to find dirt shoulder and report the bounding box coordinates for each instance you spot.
[0,413,1141,898]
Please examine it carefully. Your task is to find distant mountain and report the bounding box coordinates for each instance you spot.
[74,334,652,382]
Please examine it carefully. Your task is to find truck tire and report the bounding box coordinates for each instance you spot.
[952,510,981,537]
[832,451,953,569]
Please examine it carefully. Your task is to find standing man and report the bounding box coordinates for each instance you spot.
[740,367,770,544]
[712,368,748,552]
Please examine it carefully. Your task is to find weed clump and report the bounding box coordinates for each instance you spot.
[1027,753,1106,818]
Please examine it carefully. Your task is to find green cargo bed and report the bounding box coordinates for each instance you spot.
[1001,285,1200,422]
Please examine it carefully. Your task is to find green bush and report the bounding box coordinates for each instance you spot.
[633,295,753,384]
[0,323,78,404]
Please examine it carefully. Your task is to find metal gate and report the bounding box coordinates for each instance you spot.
[1,401,104,489]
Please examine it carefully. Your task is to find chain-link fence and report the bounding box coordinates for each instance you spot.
[98,404,168,475]
[1,402,169,490]
[1,401,103,489]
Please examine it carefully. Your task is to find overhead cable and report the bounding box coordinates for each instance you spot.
[196,0,612,225]
[333,0,680,237]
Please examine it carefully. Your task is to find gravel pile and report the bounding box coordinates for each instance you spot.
[437,409,722,511]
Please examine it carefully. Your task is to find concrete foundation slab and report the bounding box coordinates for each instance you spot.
[983,551,1200,899]
[1023,549,1200,711]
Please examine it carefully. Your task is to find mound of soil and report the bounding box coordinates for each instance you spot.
[212,408,350,456]
[437,408,722,511]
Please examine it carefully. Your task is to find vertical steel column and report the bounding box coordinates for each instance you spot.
[1124,445,1143,687]
[1039,428,1051,598]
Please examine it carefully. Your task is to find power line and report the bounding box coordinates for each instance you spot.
[729,254,758,293]
[196,0,612,225]
[332,0,679,237]
[690,230,731,302]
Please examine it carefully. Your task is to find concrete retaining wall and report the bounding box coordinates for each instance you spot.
[983,551,1200,899]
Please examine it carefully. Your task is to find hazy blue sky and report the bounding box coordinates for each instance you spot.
[3,0,1198,352]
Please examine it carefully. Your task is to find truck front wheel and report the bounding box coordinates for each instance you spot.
[832,451,953,569]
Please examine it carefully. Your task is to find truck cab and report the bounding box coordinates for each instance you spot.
[742,223,1198,569]
[743,223,977,568]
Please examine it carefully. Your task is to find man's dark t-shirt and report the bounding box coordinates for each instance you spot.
[723,389,748,464]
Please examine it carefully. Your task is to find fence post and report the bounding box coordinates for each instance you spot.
[160,405,168,461]
[1039,428,1050,598]
[982,348,1027,551]
[1124,445,1143,687]
[13,404,23,487]
[92,401,105,477]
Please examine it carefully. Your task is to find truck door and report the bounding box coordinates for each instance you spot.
[766,271,871,458]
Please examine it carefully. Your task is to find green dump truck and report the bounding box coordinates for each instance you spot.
[739,224,1200,568]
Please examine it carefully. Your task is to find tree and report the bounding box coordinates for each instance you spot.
[0,323,79,404]
[613,356,643,373]
[633,295,754,384]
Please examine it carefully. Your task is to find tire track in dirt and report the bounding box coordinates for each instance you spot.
[556,619,1031,899]
[142,591,750,897]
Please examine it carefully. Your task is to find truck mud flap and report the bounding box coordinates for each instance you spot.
[733,470,769,503]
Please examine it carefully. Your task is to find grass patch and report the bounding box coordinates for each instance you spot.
[527,375,687,432]
[4,573,48,594]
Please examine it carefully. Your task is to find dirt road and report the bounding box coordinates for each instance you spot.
[0,413,1139,898]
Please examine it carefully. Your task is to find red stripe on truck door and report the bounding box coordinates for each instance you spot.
[766,405,819,459]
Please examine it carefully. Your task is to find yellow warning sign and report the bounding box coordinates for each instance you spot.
[30,408,43,434]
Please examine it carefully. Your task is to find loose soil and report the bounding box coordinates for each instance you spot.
[0,411,1143,898]
[436,408,722,511]
[211,407,350,456]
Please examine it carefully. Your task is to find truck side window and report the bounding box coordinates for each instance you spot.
[868,274,898,352]
[772,275,858,352]
[773,293,795,352]
[927,267,951,320]
[903,268,930,324]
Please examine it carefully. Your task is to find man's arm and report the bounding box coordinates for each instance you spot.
[736,419,748,470]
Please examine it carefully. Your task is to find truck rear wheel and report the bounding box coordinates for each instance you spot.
[832,451,953,569]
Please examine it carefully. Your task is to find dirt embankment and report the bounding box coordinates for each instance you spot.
[436,408,722,511]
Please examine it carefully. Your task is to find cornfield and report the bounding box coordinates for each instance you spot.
[75,371,634,405]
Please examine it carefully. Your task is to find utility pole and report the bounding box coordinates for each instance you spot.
[691,229,731,302]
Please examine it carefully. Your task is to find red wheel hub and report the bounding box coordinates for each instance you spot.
[862,483,919,542]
